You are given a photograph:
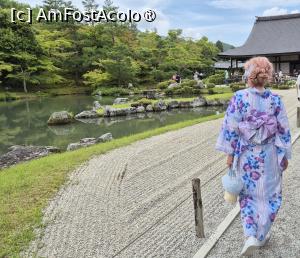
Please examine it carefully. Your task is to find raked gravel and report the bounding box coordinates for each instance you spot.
[23,89,299,258]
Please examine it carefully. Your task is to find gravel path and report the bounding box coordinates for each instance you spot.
[24,89,299,258]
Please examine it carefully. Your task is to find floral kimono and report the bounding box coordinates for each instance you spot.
[216,87,292,241]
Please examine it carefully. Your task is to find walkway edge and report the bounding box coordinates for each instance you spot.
[193,131,300,258]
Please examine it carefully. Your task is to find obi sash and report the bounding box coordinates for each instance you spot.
[238,113,278,145]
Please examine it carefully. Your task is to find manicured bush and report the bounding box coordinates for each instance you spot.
[92,87,135,96]
[229,82,246,92]
[208,89,215,95]
[157,80,174,89]
[285,80,296,87]
[204,71,225,85]
[278,84,290,90]
[132,98,153,107]
[192,88,201,94]
[181,79,197,88]
[206,83,215,89]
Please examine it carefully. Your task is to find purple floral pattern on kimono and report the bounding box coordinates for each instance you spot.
[216,87,291,241]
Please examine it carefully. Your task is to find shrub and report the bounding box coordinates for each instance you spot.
[208,89,215,95]
[192,88,201,94]
[278,84,290,90]
[206,83,215,89]
[157,80,174,89]
[285,80,296,87]
[135,98,153,107]
[229,82,246,92]
[92,87,131,96]
[204,71,225,85]
[271,83,278,89]
[181,79,197,88]
[173,86,194,95]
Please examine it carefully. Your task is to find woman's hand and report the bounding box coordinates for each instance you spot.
[227,155,234,167]
[282,157,289,171]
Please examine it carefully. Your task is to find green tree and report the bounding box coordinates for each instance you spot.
[84,43,140,88]
[82,0,98,11]
[216,40,224,52]
[42,0,64,10]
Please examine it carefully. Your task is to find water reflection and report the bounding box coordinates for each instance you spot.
[0,95,225,155]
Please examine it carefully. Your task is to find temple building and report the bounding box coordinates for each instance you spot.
[218,13,300,75]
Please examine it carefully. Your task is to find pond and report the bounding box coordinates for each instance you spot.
[0,94,226,155]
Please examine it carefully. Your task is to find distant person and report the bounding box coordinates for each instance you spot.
[216,57,291,256]
[278,70,283,83]
[296,74,300,101]
[275,72,279,84]
[193,71,200,81]
[293,69,297,77]
[172,74,177,82]
[175,73,181,83]
[225,70,229,84]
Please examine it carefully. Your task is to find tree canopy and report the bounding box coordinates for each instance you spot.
[0,0,221,92]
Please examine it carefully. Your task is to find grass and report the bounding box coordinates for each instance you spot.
[205,92,233,100]
[0,112,224,257]
[165,97,195,102]
[199,87,232,94]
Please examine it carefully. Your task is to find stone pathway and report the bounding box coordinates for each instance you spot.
[24,89,299,258]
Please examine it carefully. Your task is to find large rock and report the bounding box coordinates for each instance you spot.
[136,106,145,113]
[191,97,207,107]
[167,100,179,109]
[178,101,192,108]
[113,98,129,104]
[93,101,101,110]
[195,80,205,88]
[146,104,153,112]
[0,145,60,169]
[153,99,167,112]
[67,138,97,151]
[47,111,74,125]
[128,83,133,88]
[80,138,97,144]
[75,110,100,119]
[167,83,179,89]
[206,99,221,106]
[104,106,137,117]
[219,99,230,106]
[67,143,83,151]
[144,89,160,99]
[97,133,113,143]
[67,133,113,151]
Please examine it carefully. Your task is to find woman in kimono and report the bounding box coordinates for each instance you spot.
[216,57,292,256]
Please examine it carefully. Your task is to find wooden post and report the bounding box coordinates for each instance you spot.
[192,178,205,238]
[297,107,300,128]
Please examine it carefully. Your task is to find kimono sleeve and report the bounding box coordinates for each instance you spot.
[274,94,292,164]
[215,93,242,155]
